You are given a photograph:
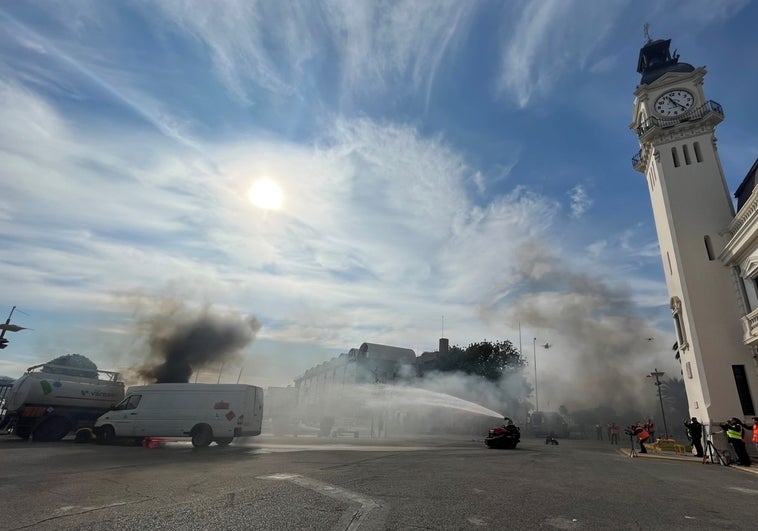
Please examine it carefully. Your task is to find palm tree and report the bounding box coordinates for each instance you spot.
[659,377,689,439]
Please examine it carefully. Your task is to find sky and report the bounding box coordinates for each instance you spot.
[1,0,757,407]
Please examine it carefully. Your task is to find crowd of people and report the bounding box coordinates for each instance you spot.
[592,416,758,465]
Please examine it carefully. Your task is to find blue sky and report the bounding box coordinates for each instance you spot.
[1,1,757,400]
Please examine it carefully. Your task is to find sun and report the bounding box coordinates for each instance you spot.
[248,178,283,210]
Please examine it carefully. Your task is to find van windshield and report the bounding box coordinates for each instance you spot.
[114,395,141,410]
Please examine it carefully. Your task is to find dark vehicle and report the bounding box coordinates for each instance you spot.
[484,417,521,449]
[528,411,569,438]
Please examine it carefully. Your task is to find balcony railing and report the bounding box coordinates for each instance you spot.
[636,100,723,137]
[631,100,724,169]
[740,307,758,346]
[632,149,643,169]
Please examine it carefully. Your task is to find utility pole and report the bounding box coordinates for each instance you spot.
[533,337,538,412]
[0,306,27,349]
[648,368,669,438]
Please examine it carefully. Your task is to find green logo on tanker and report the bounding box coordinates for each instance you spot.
[40,380,52,395]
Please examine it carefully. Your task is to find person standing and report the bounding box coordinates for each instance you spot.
[721,417,751,466]
[633,423,650,454]
[610,422,619,445]
[595,424,603,441]
[645,418,656,443]
[685,417,704,457]
[752,417,758,453]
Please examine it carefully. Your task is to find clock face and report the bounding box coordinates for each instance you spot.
[654,90,695,117]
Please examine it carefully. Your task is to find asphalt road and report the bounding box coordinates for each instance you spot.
[0,433,756,530]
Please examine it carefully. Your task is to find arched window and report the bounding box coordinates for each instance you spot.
[671,147,680,168]
[683,144,692,165]
[671,297,689,352]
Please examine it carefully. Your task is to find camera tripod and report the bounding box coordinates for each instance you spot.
[628,434,638,458]
[703,439,728,466]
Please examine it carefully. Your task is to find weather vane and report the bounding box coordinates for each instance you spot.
[643,23,651,43]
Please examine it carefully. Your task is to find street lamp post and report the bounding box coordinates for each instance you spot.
[533,338,538,412]
[648,368,669,439]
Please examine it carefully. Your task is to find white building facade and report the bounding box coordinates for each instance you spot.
[630,38,758,427]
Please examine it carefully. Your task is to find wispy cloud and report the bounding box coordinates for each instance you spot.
[147,0,476,109]
[0,80,563,360]
[496,0,624,108]
[568,184,592,218]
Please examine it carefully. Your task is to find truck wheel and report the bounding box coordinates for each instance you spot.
[191,425,213,447]
[215,437,233,446]
[96,425,116,445]
[33,416,72,442]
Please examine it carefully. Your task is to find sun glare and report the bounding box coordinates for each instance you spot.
[248,178,283,210]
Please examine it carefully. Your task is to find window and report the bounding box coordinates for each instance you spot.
[693,141,703,162]
[732,365,756,416]
[704,235,714,261]
[116,394,141,410]
[667,251,673,275]
[683,144,691,165]
[671,297,688,352]
[672,147,680,168]
[685,361,692,379]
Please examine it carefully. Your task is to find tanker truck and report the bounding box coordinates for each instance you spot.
[0,356,125,441]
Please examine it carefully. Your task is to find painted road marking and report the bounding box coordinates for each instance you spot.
[260,473,386,531]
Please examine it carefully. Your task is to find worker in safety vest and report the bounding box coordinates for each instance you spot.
[633,423,650,454]
[752,417,758,453]
[721,418,751,466]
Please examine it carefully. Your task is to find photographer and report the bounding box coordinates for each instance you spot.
[631,422,650,454]
[720,417,751,466]
[684,417,703,457]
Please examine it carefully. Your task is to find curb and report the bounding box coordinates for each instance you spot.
[616,447,758,474]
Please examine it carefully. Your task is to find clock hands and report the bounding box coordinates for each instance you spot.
[667,96,688,111]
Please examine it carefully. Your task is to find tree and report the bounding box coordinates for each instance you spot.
[434,340,526,381]
[659,377,689,439]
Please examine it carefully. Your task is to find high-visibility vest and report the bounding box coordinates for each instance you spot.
[726,427,742,440]
[753,424,758,443]
[638,428,650,440]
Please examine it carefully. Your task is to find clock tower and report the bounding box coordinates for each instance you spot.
[630,37,757,426]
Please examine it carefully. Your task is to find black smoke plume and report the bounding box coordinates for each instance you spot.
[134,298,261,383]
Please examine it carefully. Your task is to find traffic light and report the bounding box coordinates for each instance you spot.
[0,337,8,349]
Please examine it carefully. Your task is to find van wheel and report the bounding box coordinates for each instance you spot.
[33,416,72,442]
[191,425,213,447]
[215,438,233,446]
[96,425,116,445]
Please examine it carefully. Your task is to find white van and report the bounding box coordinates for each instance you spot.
[93,383,263,447]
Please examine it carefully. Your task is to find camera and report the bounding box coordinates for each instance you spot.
[624,426,635,436]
